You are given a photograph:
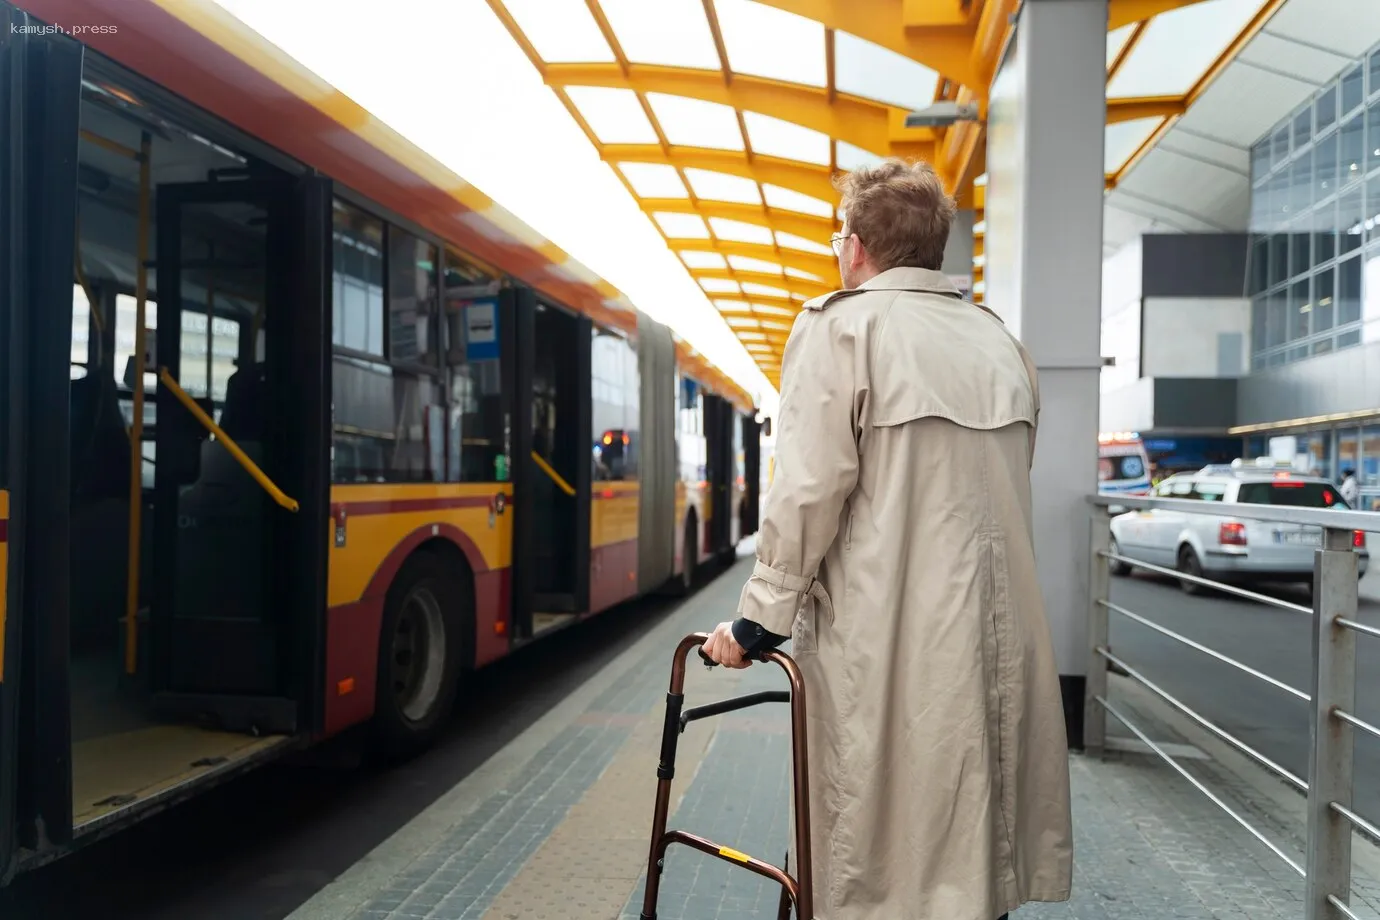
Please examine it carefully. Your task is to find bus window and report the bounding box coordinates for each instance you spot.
[442,251,504,482]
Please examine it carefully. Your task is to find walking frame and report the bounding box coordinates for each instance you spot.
[639,632,813,920]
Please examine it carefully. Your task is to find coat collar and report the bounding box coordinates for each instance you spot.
[858,267,960,297]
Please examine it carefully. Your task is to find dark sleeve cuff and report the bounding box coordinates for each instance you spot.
[732,617,789,654]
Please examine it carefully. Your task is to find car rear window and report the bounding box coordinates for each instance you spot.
[1237,480,1348,508]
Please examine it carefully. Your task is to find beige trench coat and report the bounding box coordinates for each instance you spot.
[739,267,1073,920]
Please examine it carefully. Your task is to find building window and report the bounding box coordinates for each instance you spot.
[1248,52,1380,370]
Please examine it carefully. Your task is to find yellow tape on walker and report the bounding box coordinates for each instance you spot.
[718,846,751,864]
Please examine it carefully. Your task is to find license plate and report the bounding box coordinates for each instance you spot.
[1277,531,1321,546]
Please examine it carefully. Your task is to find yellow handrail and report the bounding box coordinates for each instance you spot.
[158,367,300,513]
[530,450,576,497]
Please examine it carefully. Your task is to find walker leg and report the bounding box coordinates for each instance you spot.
[775,850,792,919]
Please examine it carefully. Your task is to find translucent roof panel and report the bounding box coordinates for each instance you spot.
[502,0,614,63]
[701,278,742,293]
[653,212,711,238]
[1107,0,1266,98]
[742,281,789,298]
[618,162,689,198]
[1105,117,1165,172]
[785,267,826,282]
[762,184,833,218]
[713,298,753,311]
[834,30,940,113]
[727,255,784,274]
[836,141,884,172]
[714,0,827,88]
[742,112,830,165]
[679,250,729,269]
[684,168,762,204]
[646,94,744,151]
[727,316,760,328]
[759,319,793,332]
[710,217,775,245]
[775,231,831,255]
[736,330,769,342]
[565,87,659,144]
[1106,23,1137,69]
[599,0,720,69]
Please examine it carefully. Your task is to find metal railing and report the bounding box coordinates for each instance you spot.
[1086,493,1378,920]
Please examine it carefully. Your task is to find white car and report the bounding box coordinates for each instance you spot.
[1109,465,1370,594]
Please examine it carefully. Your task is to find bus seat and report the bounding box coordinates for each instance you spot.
[218,362,266,442]
[69,372,135,653]
[69,371,132,504]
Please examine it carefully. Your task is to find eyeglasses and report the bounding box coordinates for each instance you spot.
[830,233,848,254]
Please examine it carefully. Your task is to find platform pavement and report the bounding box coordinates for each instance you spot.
[286,550,1380,920]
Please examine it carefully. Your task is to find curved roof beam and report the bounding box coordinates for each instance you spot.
[607,145,841,203]
[645,198,835,242]
[671,238,835,276]
[545,64,935,159]
[748,0,983,88]
[691,269,833,300]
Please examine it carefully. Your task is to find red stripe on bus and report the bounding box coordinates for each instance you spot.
[343,496,496,516]
[0,520,7,542]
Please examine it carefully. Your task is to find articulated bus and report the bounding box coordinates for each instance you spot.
[0,0,763,879]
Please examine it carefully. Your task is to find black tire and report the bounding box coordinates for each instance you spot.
[1176,545,1208,596]
[371,552,468,760]
[1107,536,1132,577]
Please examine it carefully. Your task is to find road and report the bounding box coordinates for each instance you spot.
[1107,567,1380,820]
[0,569,729,920]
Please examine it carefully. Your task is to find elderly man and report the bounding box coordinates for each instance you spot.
[703,159,1073,920]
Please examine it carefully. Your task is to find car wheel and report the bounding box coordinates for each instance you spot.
[1107,536,1132,577]
[1176,545,1208,596]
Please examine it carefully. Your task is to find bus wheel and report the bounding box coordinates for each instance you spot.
[372,552,465,759]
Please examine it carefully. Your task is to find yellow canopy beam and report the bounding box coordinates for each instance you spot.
[1108,0,1212,31]
[693,269,833,300]
[1107,95,1185,124]
[712,294,807,315]
[546,63,936,157]
[607,145,841,203]
[673,239,835,276]
[645,198,836,241]
[750,0,983,87]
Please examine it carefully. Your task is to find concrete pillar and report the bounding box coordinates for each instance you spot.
[983,0,1107,747]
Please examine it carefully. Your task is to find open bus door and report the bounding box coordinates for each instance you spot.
[703,394,735,556]
[145,174,330,736]
[0,4,85,871]
[741,415,761,537]
[508,287,592,638]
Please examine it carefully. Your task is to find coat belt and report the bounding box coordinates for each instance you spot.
[751,560,835,626]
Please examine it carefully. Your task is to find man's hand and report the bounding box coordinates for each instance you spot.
[703,621,751,669]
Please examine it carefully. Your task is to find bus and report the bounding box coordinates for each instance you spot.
[0,0,763,880]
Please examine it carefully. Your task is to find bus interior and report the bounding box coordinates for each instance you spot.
[59,61,320,837]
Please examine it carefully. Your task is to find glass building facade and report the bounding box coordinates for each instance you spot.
[1248,43,1380,369]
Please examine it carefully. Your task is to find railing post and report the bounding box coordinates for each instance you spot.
[1084,504,1111,755]
[1305,526,1358,920]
